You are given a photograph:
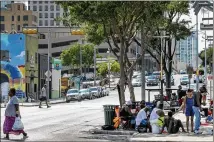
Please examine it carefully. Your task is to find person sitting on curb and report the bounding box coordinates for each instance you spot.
[161,111,186,134]
[135,101,151,133]
[120,100,135,128]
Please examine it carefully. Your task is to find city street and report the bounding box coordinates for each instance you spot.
[0,75,212,141]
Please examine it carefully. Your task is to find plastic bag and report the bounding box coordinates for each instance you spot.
[12,117,24,130]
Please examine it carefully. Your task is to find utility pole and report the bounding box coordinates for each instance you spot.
[47,27,50,101]
[141,26,145,101]
[94,46,96,86]
[196,14,199,91]
[160,36,164,106]
[212,2,214,139]
[204,31,207,85]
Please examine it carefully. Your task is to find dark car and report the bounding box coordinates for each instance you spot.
[146,76,159,86]
[152,71,161,80]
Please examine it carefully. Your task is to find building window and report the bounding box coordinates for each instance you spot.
[39,13,43,18]
[45,20,48,26]
[33,1,37,4]
[50,20,54,26]
[39,44,48,49]
[35,53,38,64]
[33,6,37,11]
[50,5,54,11]
[50,13,54,18]
[23,24,28,27]
[56,21,60,26]
[45,5,48,11]
[0,16,5,21]
[56,5,60,11]
[12,16,14,21]
[45,13,48,18]
[39,5,42,11]
[39,34,46,39]
[17,16,20,21]
[11,24,15,30]
[17,25,20,31]
[28,1,30,4]
[0,24,5,31]
[28,6,30,10]
[18,5,20,10]
[23,15,28,21]
[39,1,43,4]
[56,13,60,18]
[39,20,43,26]
[33,16,37,23]
[45,1,49,4]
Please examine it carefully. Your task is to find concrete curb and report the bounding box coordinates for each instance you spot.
[90,129,135,136]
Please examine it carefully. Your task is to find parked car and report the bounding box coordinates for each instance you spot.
[132,78,142,87]
[180,77,189,85]
[79,89,92,99]
[146,76,159,86]
[152,71,161,79]
[102,87,109,96]
[66,89,82,103]
[89,86,102,98]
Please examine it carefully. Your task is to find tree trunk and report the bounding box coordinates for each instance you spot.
[127,69,135,102]
[141,27,146,101]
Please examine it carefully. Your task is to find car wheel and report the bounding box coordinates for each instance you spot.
[66,98,70,103]
[78,98,82,102]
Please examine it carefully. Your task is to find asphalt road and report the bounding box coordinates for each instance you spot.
[0,74,204,141]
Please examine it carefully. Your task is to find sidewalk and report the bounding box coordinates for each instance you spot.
[1,98,65,108]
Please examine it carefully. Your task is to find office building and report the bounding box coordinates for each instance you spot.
[0,3,38,33]
[176,31,197,68]
[28,1,63,26]
[1,1,14,9]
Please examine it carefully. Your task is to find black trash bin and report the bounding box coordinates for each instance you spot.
[103,105,118,125]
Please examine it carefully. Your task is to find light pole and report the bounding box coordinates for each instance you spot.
[196,14,199,91]
[94,46,96,86]
[212,3,214,136]
[107,49,111,88]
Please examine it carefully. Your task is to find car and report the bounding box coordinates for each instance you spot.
[180,77,189,85]
[66,89,82,103]
[180,70,187,74]
[102,87,109,96]
[146,76,159,86]
[79,89,92,99]
[89,87,102,98]
[132,78,142,87]
[152,71,161,79]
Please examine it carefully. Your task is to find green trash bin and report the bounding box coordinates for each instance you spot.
[103,105,118,125]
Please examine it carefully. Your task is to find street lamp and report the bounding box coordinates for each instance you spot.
[107,49,111,88]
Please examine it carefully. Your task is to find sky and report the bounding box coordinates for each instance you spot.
[1,34,25,66]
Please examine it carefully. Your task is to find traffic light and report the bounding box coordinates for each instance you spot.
[71,30,85,35]
[22,28,38,34]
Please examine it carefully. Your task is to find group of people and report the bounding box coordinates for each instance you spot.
[118,85,209,134]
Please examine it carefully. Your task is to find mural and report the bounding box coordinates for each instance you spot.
[0,34,26,99]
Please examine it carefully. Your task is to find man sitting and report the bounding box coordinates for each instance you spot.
[120,100,134,128]
[135,101,151,132]
[161,111,186,134]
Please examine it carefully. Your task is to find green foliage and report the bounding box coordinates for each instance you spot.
[199,47,213,66]
[111,61,120,73]
[97,62,108,77]
[60,43,97,67]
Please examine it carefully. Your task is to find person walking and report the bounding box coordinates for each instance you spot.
[39,84,51,108]
[3,88,28,140]
[192,87,203,134]
[183,89,194,132]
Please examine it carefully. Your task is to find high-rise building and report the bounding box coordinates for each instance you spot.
[176,31,197,68]
[0,3,38,33]
[1,1,14,9]
[28,1,63,26]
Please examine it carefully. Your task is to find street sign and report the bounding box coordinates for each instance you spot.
[45,71,52,77]
[208,75,213,81]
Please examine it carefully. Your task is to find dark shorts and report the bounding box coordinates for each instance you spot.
[39,96,47,101]
[185,107,194,116]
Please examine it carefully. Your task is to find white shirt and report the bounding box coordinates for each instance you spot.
[149,108,160,121]
[41,87,46,97]
[135,109,147,126]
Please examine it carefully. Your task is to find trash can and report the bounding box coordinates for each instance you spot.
[103,105,118,125]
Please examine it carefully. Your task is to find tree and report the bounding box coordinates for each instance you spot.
[97,62,108,78]
[56,1,160,105]
[199,47,213,72]
[111,61,120,73]
[60,43,97,74]
[134,1,191,95]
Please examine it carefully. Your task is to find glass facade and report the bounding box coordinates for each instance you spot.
[176,31,197,68]
[1,1,14,8]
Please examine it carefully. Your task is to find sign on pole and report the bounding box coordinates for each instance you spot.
[45,71,52,77]
[208,75,213,81]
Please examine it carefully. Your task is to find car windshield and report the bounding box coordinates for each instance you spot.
[153,72,160,75]
[190,84,196,89]
[182,77,188,81]
[80,89,88,93]
[148,76,156,79]
[90,87,98,91]
[67,90,79,93]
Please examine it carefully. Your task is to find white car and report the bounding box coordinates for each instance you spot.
[102,87,110,96]
[66,89,82,103]
[79,89,91,99]
[132,79,142,87]
[89,87,102,98]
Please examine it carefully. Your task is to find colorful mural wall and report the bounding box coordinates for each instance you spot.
[1,34,26,98]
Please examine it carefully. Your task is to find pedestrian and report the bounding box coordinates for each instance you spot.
[3,88,28,140]
[39,84,51,108]
[161,111,186,134]
[192,86,204,134]
[183,89,194,132]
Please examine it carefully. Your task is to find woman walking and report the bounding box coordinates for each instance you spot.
[3,88,27,139]
[183,89,194,132]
